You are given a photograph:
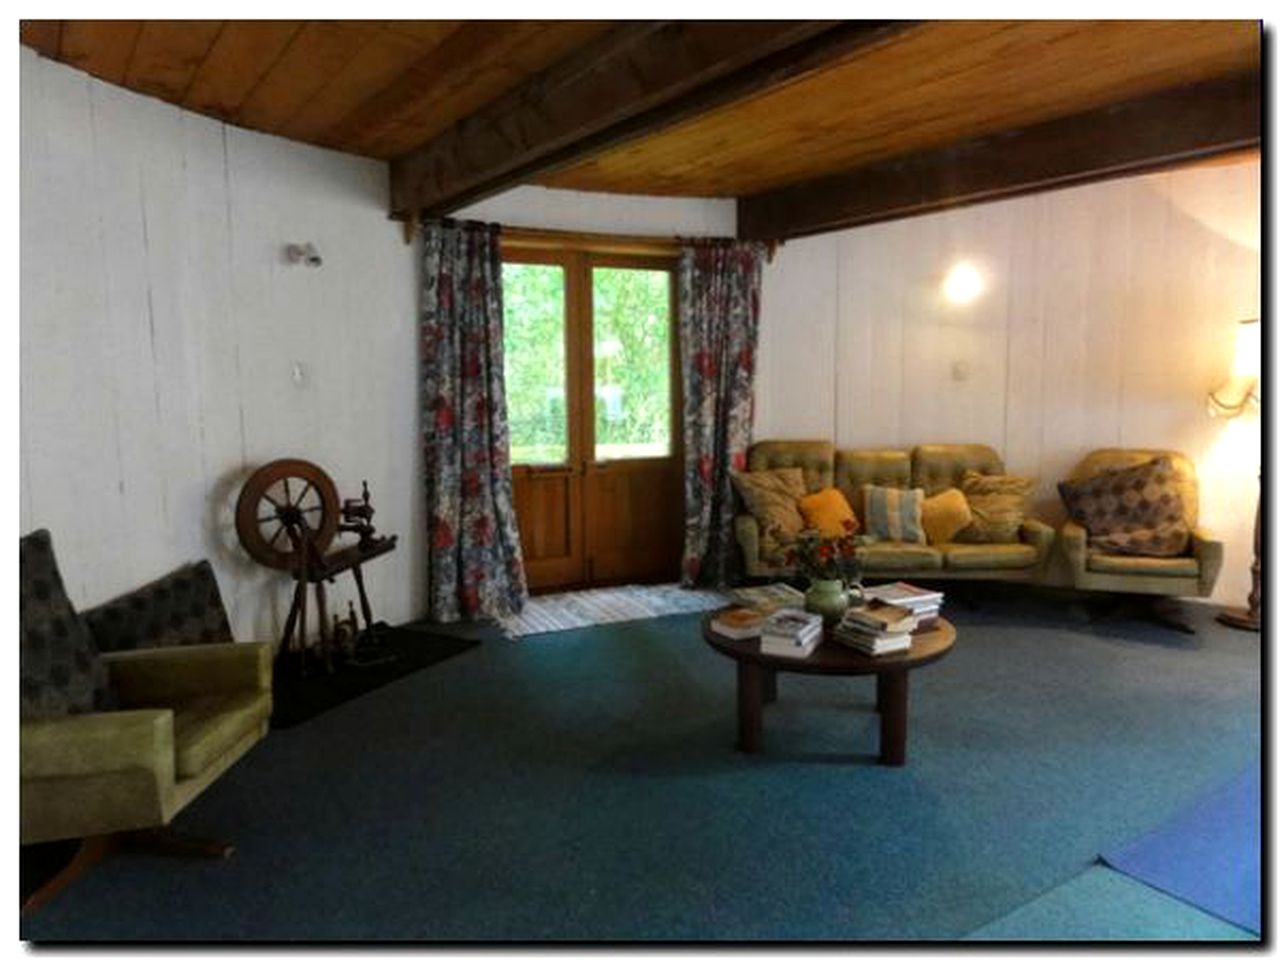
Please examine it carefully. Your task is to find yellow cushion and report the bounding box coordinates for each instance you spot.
[920,488,972,544]
[955,470,1035,543]
[797,487,859,538]
[731,468,807,557]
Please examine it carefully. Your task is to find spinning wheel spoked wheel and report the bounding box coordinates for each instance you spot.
[234,460,340,572]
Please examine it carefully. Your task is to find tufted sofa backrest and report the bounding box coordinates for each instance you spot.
[1068,448,1199,530]
[911,444,1005,495]
[835,449,911,525]
[746,440,834,493]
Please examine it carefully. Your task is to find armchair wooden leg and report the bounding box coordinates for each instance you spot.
[21,835,115,915]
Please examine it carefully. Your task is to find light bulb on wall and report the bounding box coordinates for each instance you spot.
[942,261,984,305]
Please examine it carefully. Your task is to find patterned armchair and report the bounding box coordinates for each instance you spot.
[20,530,272,847]
[1059,449,1223,599]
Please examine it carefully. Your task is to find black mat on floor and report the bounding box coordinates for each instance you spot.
[270,624,481,730]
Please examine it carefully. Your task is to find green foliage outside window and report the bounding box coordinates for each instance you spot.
[502,262,672,465]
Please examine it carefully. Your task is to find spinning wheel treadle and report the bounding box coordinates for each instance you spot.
[235,460,340,571]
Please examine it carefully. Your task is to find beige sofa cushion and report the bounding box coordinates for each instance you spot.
[835,449,910,525]
[1087,551,1199,578]
[941,543,1037,570]
[857,543,942,571]
[746,441,834,493]
[732,468,807,557]
[173,691,270,779]
[955,471,1035,543]
[912,444,1004,495]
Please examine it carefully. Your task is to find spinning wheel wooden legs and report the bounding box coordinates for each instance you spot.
[281,577,338,674]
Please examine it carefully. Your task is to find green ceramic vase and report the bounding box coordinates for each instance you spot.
[804,579,850,625]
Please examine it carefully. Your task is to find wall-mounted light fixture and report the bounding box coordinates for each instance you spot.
[1207,316,1261,632]
[942,261,984,305]
[285,242,323,268]
[1207,317,1260,417]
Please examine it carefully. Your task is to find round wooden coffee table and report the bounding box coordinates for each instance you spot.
[702,616,956,765]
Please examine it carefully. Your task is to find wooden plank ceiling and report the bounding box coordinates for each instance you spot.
[20,19,1260,235]
[17,20,611,158]
[538,19,1260,197]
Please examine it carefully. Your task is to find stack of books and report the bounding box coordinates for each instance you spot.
[709,607,768,640]
[833,601,917,656]
[727,582,806,615]
[759,609,824,658]
[862,581,944,630]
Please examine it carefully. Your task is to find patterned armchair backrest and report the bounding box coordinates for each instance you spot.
[83,560,234,653]
[834,449,911,525]
[1069,449,1199,530]
[746,440,834,494]
[911,444,1005,496]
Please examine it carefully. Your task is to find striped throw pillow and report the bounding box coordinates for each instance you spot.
[861,485,926,544]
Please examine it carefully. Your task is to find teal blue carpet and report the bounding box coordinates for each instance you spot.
[21,596,1260,941]
[966,867,1256,940]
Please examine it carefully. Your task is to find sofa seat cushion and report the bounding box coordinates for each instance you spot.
[856,543,942,571]
[1086,551,1199,578]
[940,543,1037,570]
[173,691,270,779]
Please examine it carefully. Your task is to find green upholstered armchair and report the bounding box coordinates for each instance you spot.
[1059,449,1223,599]
[20,530,272,846]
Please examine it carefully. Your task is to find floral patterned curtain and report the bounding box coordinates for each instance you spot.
[678,239,767,587]
[420,219,528,621]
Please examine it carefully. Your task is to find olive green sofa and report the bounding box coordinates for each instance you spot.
[20,531,272,846]
[735,440,1055,581]
[1060,448,1223,598]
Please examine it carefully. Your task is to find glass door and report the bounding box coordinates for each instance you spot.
[503,248,682,590]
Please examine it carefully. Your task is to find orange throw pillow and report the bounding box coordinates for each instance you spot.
[798,487,859,539]
[921,487,972,544]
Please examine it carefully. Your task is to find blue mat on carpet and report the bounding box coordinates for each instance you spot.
[1102,763,1260,934]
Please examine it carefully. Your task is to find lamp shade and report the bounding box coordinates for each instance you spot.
[1208,318,1260,418]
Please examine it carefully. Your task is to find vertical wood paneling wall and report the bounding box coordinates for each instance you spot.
[20,49,735,640]
[21,49,420,642]
[756,155,1261,602]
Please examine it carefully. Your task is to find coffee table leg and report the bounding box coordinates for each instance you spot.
[737,661,764,753]
[763,668,777,704]
[876,671,909,766]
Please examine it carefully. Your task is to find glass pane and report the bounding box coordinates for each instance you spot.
[502,263,567,465]
[592,267,672,460]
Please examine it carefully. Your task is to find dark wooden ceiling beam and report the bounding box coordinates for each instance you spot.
[737,71,1261,241]
[389,20,912,219]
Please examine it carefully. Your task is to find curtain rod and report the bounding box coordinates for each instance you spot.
[397,214,780,261]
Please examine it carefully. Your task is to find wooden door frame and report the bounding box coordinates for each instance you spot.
[502,241,684,591]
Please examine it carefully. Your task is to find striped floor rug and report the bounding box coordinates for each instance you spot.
[501,583,728,638]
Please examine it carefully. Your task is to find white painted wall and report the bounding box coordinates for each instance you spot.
[20,49,737,640]
[20,49,421,642]
[756,155,1262,602]
[456,184,735,237]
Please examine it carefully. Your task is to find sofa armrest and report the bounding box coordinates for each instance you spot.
[103,641,273,707]
[1019,518,1055,565]
[1061,521,1089,577]
[21,709,174,781]
[1191,527,1225,598]
[735,514,762,571]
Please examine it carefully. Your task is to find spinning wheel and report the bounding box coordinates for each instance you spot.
[235,459,340,571]
[234,458,398,676]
